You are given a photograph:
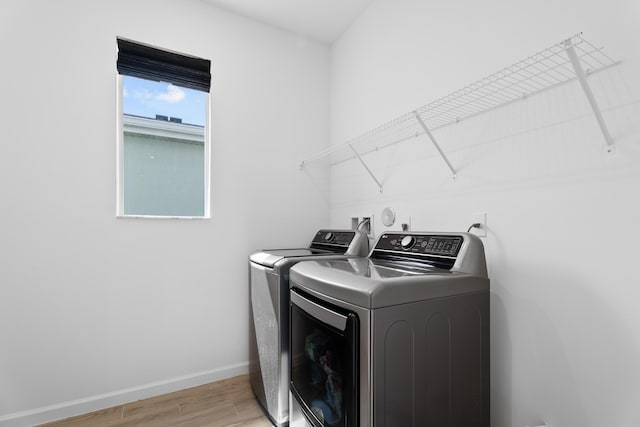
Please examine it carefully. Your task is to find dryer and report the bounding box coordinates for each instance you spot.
[288,231,489,427]
[249,229,369,426]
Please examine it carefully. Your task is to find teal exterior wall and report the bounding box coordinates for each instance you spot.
[123,132,204,216]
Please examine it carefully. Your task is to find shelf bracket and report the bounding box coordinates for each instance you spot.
[413,111,457,177]
[564,38,615,153]
[348,143,384,193]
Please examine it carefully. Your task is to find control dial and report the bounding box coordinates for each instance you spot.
[324,232,334,241]
[400,235,415,249]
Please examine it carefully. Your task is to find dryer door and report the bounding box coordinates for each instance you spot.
[290,288,359,427]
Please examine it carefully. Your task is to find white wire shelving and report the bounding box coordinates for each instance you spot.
[300,33,620,192]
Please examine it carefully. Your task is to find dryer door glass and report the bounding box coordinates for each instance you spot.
[290,289,359,427]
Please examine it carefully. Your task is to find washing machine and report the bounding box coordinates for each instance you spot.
[250,229,369,426]
[288,231,490,427]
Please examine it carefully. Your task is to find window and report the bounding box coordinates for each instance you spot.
[116,38,211,218]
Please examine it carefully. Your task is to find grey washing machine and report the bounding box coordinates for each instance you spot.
[288,231,490,427]
[249,230,369,426]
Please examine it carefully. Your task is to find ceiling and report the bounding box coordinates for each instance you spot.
[204,0,374,44]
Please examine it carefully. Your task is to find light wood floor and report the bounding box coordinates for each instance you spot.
[39,374,274,427]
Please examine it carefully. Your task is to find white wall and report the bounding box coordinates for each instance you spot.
[329,0,640,426]
[0,0,330,425]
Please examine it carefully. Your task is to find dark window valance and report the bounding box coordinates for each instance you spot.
[117,38,211,93]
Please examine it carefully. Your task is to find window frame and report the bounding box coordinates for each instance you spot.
[115,45,211,220]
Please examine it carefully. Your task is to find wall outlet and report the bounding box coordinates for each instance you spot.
[471,212,487,237]
[398,215,411,231]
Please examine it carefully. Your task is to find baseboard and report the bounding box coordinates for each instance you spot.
[0,361,249,427]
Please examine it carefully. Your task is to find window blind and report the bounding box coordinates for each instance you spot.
[117,38,211,93]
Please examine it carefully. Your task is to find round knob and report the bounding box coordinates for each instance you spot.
[324,232,334,241]
[401,235,415,249]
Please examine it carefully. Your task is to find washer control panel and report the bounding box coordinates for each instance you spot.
[376,233,463,257]
[311,230,356,248]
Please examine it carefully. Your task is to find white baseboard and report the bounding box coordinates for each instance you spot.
[0,362,249,427]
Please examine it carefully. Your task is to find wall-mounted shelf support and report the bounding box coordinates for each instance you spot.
[348,143,384,192]
[564,38,615,153]
[413,111,457,177]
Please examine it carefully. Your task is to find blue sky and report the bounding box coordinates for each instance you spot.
[122,75,206,126]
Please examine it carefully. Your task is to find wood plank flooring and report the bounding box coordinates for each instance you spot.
[39,374,274,427]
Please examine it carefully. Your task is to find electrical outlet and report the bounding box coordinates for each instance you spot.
[398,215,411,231]
[471,212,487,237]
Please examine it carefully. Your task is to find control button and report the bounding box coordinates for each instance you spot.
[401,235,415,249]
[324,232,334,241]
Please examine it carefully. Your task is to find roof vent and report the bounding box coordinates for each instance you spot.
[155,114,169,121]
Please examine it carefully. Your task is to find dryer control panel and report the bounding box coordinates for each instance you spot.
[372,233,466,270]
[376,233,463,256]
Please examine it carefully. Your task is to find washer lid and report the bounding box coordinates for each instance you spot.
[250,248,324,268]
[289,258,489,309]
[250,229,370,268]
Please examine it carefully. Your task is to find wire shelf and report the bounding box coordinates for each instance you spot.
[300,34,620,188]
[414,33,617,130]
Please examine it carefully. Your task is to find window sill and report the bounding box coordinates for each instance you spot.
[116,214,210,220]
